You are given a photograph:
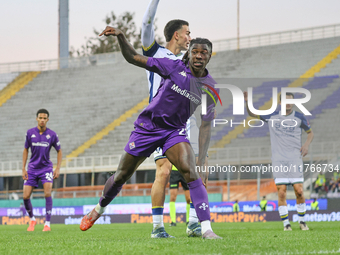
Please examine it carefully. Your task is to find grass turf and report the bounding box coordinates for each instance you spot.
[1,222,340,255]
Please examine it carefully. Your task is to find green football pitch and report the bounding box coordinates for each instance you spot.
[1,222,339,255]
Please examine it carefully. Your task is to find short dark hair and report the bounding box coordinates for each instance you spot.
[164,19,189,42]
[189,38,213,53]
[279,92,294,102]
[182,38,213,66]
[36,109,49,117]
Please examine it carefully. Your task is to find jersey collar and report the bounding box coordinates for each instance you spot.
[279,110,295,117]
[35,127,48,135]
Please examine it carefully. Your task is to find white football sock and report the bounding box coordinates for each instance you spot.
[95,203,106,214]
[188,208,199,226]
[296,203,306,222]
[279,206,290,227]
[201,220,212,234]
[152,215,164,230]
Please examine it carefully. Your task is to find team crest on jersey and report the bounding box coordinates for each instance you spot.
[31,134,36,138]
[129,142,136,150]
[46,134,51,140]
[179,70,187,77]
[199,202,209,211]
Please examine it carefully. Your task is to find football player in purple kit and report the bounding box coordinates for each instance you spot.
[80,27,222,239]
[22,109,62,232]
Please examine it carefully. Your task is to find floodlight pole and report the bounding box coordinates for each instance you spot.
[59,0,69,69]
[237,0,240,51]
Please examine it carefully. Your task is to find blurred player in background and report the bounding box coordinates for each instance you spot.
[259,196,267,211]
[169,164,190,226]
[244,92,314,231]
[311,198,319,210]
[80,26,222,239]
[141,0,204,238]
[19,203,26,216]
[22,109,62,232]
[233,200,240,212]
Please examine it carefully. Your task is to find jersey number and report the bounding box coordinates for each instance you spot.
[179,128,186,136]
[45,172,53,181]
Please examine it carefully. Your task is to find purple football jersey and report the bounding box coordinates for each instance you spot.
[24,127,61,171]
[135,58,217,131]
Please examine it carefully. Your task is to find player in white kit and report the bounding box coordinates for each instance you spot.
[244,92,314,231]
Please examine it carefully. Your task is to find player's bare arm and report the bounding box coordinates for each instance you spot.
[22,147,29,180]
[53,149,62,179]
[197,120,211,185]
[99,26,149,68]
[300,130,314,157]
[244,91,259,118]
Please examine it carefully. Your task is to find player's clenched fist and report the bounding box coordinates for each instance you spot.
[99,26,122,37]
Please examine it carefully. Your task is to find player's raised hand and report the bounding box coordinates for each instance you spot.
[300,144,309,157]
[22,169,28,180]
[99,26,122,37]
[53,168,60,179]
[243,91,248,102]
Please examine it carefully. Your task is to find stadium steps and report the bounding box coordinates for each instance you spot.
[0,72,20,90]
[237,77,340,144]
[2,38,340,163]
[212,42,340,149]
[209,37,340,78]
[63,37,340,161]
[0,71,40,107]
[64,96,149,163]
[0,62,148,162]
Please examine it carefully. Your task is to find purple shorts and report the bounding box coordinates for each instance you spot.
[24,169,54,188]
[124,126,189,157]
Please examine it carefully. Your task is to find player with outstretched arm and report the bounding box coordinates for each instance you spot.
[80,26,221,239]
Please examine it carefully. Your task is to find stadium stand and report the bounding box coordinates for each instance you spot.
[0,63,147,162]
[73,37,340,159]
[0,72,20,90]
[0,72,40,107]
[1,31,340,200]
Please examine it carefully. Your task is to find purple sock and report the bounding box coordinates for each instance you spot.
[99,175,124,207]
[45,196,53,221]
[188,178,211,222]
[23,199,34,218]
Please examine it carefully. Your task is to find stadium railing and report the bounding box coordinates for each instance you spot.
[1,141,339,178]
[1,23,339,74]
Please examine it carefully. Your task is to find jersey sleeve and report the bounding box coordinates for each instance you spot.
[300,115,312,133]
[24,132,30,149]
[146,57,180,77]
[201,86,219,122]
[141,0,160,57]
[142,41,160,57]
[53,134,61,151]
